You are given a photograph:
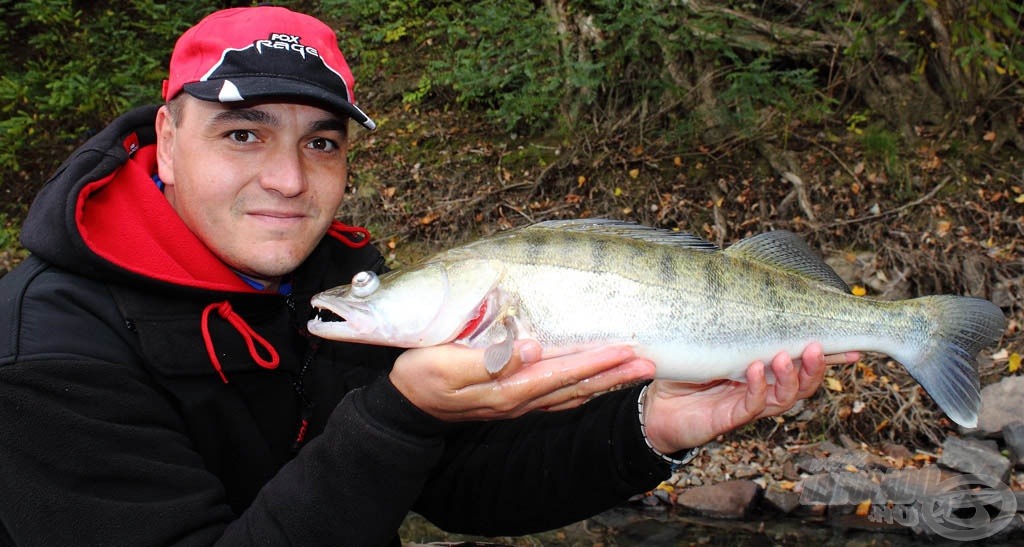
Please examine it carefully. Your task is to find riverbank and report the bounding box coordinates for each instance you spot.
[400,376,1024,545]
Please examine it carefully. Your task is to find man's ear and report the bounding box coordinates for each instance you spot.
[155,105,175,185]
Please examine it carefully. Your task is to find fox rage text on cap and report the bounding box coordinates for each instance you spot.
[162,6,376,130]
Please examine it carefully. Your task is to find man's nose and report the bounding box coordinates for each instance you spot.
[260,146,307,197]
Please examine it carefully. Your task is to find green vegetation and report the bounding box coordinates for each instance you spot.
[4,1,1021,219]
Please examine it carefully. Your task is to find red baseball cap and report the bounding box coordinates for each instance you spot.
[162,6,375,130]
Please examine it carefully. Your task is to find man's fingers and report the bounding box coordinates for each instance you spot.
[464,346,648,412]
[393,342,656,421]
[768,351,799,406]
[824,351,860,366]
[742,361,769,418]
[518,358,654,413]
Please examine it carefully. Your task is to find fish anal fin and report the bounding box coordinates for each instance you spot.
[724,231,850,292]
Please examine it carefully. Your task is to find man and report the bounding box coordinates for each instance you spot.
[0,6,852,546]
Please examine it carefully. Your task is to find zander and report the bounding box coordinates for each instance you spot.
[308,219,1006,428]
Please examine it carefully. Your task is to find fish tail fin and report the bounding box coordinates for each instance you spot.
[895,296,1006,428]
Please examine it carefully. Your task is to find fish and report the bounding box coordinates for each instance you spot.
[308,219,1007,428]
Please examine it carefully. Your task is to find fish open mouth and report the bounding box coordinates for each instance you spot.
[312,306,346,323]
[307,296,381,338]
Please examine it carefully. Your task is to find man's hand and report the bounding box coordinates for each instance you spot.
[390,341,656,421]
[640,344,860,455]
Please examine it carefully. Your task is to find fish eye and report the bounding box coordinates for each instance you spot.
[350,270,380,297]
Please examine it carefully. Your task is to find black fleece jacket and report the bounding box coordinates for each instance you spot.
[0,106,670,546]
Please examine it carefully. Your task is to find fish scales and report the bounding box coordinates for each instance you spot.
[443,228,915,374]
[308,219,1007,427]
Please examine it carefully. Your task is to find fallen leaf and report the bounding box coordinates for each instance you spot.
[856,499,872,516]
[628,168,640,179]
[1009,352,1021,373]
[983,131,996,142]
[825,377,843,392]
[851,285,867,296]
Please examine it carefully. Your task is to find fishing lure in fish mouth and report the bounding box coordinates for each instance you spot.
[308,219,1006,428]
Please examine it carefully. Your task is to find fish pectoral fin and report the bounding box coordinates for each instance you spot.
[483,315,519,375]
[484,339,515,375]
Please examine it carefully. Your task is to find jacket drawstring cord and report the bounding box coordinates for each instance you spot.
[327,221,371,248]
[201,301,280,384]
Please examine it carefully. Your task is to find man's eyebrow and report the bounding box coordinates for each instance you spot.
[208,108,278,127]
[311,118,348,134]
[206,108,346,134]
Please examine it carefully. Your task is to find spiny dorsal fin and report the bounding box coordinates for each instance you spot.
[724,230,851,292]
[529,219,720,251]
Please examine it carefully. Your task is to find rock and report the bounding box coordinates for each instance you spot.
[1003,423,1024,469]
[876,464,948,503]
[676,480,763,519]
[806,440,847,458]
[839,434,861,451]
[797,470,878,507]
[763,488,802,514]
[795,445,862,475]
[879,441,913,461]
[937,436,1011,483]
[974,377,1024,436]
[781,460,800,481]
[732,463,761,479]
[992,514,1024,539]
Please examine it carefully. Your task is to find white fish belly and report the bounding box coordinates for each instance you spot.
[639,334,898,383]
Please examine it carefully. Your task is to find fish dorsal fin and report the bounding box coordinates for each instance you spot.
[529,219,720,251]
[724,230,850,292]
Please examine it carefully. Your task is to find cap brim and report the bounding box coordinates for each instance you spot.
[183,78,376,130]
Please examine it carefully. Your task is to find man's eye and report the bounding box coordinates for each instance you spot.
[228,130,257,143]
[308,137,338,151]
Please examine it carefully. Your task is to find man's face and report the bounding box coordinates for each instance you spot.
[155,96,349,284]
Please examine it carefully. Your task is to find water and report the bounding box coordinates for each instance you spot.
[400,505,1021,546]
